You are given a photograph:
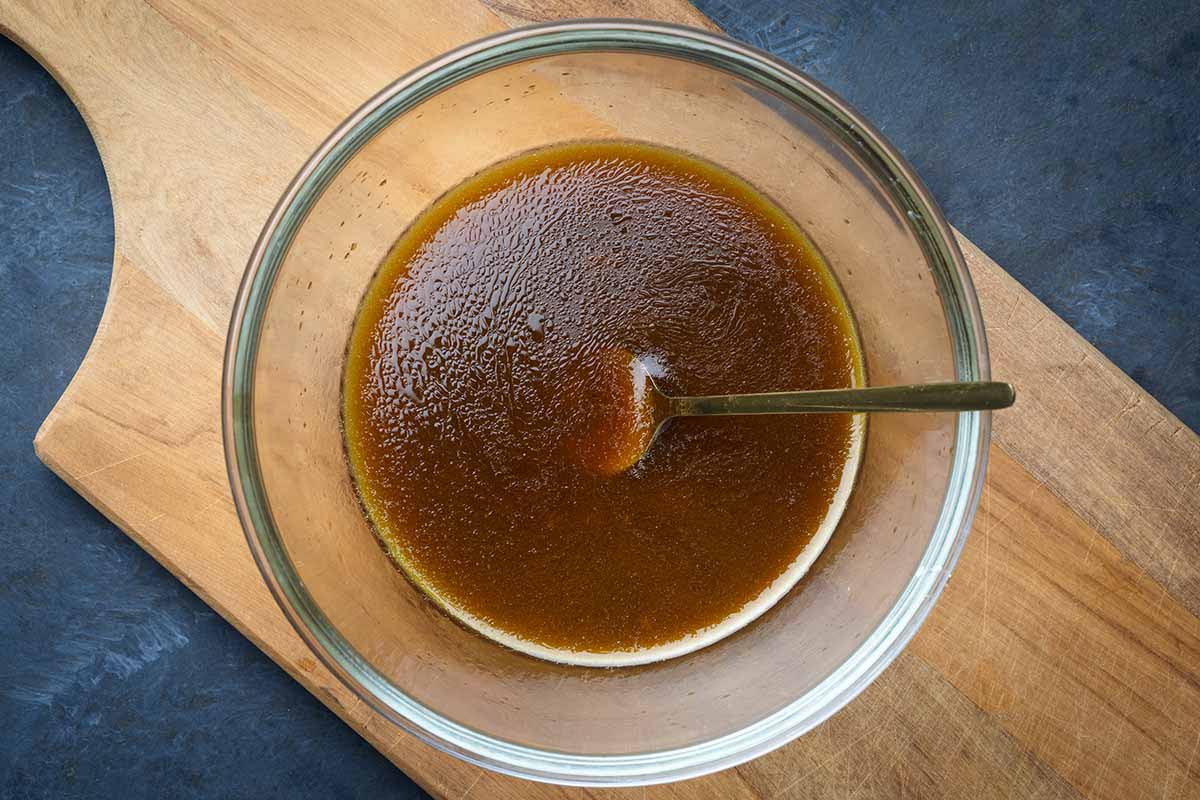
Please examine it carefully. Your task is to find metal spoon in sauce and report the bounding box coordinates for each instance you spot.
[581,351,1015,475]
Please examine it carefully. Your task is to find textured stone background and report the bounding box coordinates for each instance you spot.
[1,2,1197,797]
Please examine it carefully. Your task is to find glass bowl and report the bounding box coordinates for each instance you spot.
[223,19,990,786]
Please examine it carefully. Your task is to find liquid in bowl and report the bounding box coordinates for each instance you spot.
[342,140,864,666]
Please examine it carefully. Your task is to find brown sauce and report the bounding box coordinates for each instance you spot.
[343,140,862,662]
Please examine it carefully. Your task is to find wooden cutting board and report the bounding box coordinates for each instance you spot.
[5,0,1199,797]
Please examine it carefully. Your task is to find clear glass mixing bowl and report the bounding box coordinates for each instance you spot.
[223,20,990,786]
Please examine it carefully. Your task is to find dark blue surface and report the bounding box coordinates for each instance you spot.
[2,2,1197,796]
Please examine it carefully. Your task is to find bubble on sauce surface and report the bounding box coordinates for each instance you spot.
[343,141,860,656]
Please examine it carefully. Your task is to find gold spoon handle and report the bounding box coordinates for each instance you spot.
[670,381,1015,416]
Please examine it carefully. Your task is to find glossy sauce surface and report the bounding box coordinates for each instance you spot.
[343,141,862,663]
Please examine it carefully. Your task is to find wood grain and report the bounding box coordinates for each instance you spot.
[966,239,1200,617]
[3,0,1197,797]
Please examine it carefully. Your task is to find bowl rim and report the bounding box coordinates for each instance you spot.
[222,18,991,787]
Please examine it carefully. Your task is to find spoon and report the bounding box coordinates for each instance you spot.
[579,353,1015,475]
